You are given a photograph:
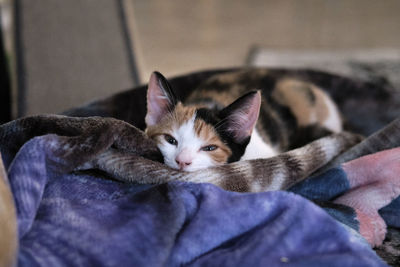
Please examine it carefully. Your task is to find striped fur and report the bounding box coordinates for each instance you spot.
[4,115,361,193]
[87,131,362,192]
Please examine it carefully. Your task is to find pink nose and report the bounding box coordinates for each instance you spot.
[175,151,193,169]
[175,158,192,169]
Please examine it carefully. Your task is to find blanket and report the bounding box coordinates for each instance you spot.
[1,68,399,266]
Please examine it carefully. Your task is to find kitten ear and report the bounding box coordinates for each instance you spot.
[220,90,261,143]
[145,71,179,126]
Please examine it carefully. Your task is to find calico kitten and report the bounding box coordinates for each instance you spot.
[145,71,342,172]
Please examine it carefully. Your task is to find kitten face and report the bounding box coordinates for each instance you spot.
[145,71,260,172]
[146,103,232,171]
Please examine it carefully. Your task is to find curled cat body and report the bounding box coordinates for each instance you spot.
[145,71,342,172]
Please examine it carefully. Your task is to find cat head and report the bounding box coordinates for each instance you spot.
[145,71,261,172]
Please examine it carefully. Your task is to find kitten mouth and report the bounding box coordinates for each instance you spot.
[168,163,197,172]
[177,165,194,172]
[165,162,191,172]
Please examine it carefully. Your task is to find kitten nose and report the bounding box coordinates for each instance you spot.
[175,151,193,169]
[175,158,192,168]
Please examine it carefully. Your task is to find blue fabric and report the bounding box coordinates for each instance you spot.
[7,134,388,266]
[289,168,350,201]
[289,168,360,231]
[379,197,400,228]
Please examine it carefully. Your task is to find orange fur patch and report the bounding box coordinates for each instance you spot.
[146,102,196,139]
[272,79,330,126]
[194,119,232,163]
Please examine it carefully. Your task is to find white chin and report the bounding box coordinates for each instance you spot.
[166,163,198,172]
[182,168,196,172]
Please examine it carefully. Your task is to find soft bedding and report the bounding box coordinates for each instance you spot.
[1,68,399,266]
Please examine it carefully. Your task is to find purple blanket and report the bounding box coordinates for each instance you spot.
[9,135,385,266]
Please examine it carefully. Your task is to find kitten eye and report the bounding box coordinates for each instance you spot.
[164,134,178,146]
[201,145,218,152]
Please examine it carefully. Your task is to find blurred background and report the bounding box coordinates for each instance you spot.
[1,0,400,123]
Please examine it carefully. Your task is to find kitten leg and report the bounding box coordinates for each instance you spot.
[334,147,400,247]
[83,132,362,192]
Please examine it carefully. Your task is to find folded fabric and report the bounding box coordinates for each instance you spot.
[6,133,386,266]
[1,114,396,267]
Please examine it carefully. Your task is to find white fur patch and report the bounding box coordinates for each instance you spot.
[267,171,285,191]
[241,129,277,160]
[157,114,219,172]
[322,95,342,133]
